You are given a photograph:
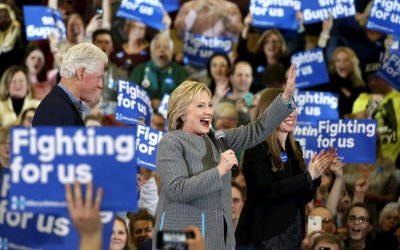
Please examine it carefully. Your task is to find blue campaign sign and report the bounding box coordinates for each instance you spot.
[161,0,179,12]
[295,90,339,122]
[8,127,138,213]
[301,0,356,25]
[377,51,400,91]
[317,119,377,163]
[294,121,319,166]
[0,169,114,250]
[23,5,66,41]
[291,48,329,89]
[116,80,152,126]
[158,93,169,120]
[249,0,300,30]
[367,0,400,35]
[116,0,166,30]
[183,32,232,68]
[135,124,164,171]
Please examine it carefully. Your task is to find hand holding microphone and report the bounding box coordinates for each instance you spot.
[213,129,239,176]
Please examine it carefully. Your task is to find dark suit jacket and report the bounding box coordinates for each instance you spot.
[235,140,320,245]
[32,85,84,126]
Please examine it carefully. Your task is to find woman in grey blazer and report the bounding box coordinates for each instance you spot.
[153,66,297,250]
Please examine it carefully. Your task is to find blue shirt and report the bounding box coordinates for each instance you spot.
[58,82,84,117]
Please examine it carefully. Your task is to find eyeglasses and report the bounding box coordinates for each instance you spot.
[348,215,369,224]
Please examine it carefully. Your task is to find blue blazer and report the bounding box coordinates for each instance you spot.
[32,85,85,126]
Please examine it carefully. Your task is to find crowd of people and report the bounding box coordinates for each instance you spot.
[1,0,400,250]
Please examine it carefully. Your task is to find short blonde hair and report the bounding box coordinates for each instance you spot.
[60,43,108,79]
[167,81,211,131]
[215,102,238,120]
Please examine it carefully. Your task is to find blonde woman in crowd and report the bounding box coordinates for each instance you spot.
[0,65,40,127]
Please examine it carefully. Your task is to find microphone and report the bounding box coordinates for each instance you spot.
[214,130,239,174]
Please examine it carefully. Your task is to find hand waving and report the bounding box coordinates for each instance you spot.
[282,65,296,101]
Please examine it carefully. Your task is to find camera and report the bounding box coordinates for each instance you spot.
[156,230,194,250]
[95,8,104,18]
[307,215,322,234]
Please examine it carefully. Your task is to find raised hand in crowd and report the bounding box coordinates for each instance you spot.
[353,178,369,204]
[66,181,103,250]
[301,230,324,250]
[137,173,145,191]
[282,64,296,101]
[326,155,345,215]
[241,13,253,39]
[211,76,230,106]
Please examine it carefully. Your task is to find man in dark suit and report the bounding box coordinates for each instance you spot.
[32,43,108,126]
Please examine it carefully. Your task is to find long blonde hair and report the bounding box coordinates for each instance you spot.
[253,88,305,172]
[167,81,212,131]
[328,47,366,89]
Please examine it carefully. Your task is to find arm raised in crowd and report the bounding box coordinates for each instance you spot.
[66,181,103,250]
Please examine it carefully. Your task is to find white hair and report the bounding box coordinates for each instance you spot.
[60,43,108,79]
[150,33,174,52]
[379,202,398,224]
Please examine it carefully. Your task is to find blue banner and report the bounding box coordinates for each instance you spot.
[377,51,400,91]
[183,32,232,68]
[295,90,339,122]
[116,80,152,126]
[158,93,169,120]
[291,48,329,89]
[116,0,166,30]
[23,5,66,41]
[0,169,113,250]
[294,122,319,166]
[316,119,377,163]
[249,0,300,30]
[135,124,164,170]
[301,0,356,25]
[8,127,137,213]
[367,0,400,35]
[161,0,179,12]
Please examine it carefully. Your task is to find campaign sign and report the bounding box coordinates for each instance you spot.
[183,32,232,68]
[301,0,356,25]
[367,0,400,35]
[377,51,400,91]
[295,90,339,122]
[158,93,169,120]
[116,80,152,126]
[0,169,114,250]
[161,0,179,12]
[291,48,329,89]
[23,5,66,41]
[317,119,377,163]
[116,0,166,30]
[294,121,319,166]
[249,0,300,30]
[8,127,138,213]
[135,124,164,170]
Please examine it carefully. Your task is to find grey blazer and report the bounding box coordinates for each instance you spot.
[153,95,291,250]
